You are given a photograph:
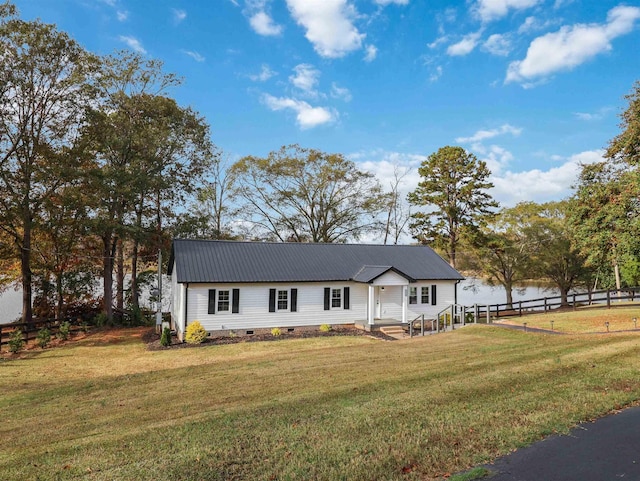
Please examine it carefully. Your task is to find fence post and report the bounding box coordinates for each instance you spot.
[486,305,491,324]
[437,313,440,333]
[495,304,499,319]
[518,301,522,317]
[421,314,424,336]
[450,304,455,330]
[474,304,478,323]
[607,289,611,308]
[462,305,466,326]
[573,293,576,311]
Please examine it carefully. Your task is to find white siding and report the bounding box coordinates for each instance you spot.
[372,271,409,286]
[176,279,459,332]
[185,282,368,332]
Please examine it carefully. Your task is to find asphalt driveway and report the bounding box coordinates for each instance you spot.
[481,405,640,480]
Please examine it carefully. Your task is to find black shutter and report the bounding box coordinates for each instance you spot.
[431,285,437,305]
[290,288,298,312]
[232,288,240,313]
[324,287,330,310]
[208,289,216,314]
[343,287,350,309]
[269,288,276,312]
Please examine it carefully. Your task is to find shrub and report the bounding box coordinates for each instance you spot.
[271,327,282,337]
[185,321,207,344]
[37,328,51,348]
[160,327,172,347]
[8,329,24,353]
[93,312,108,327]
[57,321,71,340]
[319,324,332,332]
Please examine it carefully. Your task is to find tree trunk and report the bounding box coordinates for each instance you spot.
[131,238,139,310]
[21,222,33,323]
[55,272,64,320]
[505,280,514,310]
[102,236,114,321]
[560,286,569,307]
[116,239,124,312]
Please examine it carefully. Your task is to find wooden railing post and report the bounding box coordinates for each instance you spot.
[518,301,522,317]
[486,305,491,324]
[607,289,611,308]
[573,293,576,311]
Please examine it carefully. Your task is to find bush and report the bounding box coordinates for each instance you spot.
[57,321,71,340]
[36,328,51,348]
[8,329,24,353]
[319,324,332,332]
[160,327,172,347]
[271,327,282,337]
[93,312,109,327]
[185,321,207,344]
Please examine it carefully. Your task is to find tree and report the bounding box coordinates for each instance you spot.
[606,81,640,166]
[231,145,387,242]
[0,7,96,322]
[383,164,411,245]
[408,146,498,268]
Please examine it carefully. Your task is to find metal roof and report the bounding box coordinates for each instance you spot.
[168,239,465,284]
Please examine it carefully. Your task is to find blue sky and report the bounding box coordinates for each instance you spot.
[12,0,640,206]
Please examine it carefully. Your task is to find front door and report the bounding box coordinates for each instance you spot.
[375,286,382,319]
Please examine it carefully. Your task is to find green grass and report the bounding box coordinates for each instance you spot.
[497,305,640,333]
[1,323,640,480]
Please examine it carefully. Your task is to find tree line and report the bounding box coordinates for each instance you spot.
[1,3,638,322]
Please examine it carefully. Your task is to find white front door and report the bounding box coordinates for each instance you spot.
[375,286,382,319]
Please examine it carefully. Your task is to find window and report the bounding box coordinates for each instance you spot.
[277,290,288,310]
[409,287,417,304]
[331,288,341,308]
[218,290,230,312]
[421,286,429,304]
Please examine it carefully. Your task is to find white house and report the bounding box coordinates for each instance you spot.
[168,239,464,340]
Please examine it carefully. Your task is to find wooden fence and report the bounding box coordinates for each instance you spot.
[0,317,86,352]
[473,287,640,321]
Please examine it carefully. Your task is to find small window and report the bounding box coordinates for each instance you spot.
[331,288,342,308]
[218,290,230,312]
[409,287,417,304]
[421,286,429,304]
[277,290,288,310]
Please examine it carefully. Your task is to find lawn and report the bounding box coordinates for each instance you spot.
[1,322,639,480]
[496,304,640,333]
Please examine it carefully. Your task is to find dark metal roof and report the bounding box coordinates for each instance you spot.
[168,239,464,284]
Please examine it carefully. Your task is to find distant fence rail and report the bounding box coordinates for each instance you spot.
[0,317,86,352]
[471,287,640,321]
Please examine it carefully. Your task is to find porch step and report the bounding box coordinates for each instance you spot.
[379,326,409,339]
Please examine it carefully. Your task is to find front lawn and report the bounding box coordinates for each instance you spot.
[1,323,639,480]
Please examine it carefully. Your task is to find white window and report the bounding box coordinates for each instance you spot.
[218,290,230,312]
[421,286,429,304]
[331,288,341,308]
[277,290,288,310]
[409,287,417,304]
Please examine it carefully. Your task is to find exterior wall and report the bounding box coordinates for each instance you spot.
[372,271,409,286]
[176,279,459,334]
[170,269,186,341]
[185,282,368,333]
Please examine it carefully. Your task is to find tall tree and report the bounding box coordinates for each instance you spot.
[383,164,411,245]
[232,145,387,242]
[408,146,498,268]
[0,6,95,322]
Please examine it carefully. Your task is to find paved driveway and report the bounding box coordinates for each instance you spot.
[481,405,640,480]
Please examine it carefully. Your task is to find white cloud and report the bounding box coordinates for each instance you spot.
[181,50,205,62]
[249,11,283,36]
[473,0,541,23]
[286,0,365,58]
[364,44,378,62]
[261,94,336,129]
[116,10,128,21]
[427,35,449,49]
[490,150,604,205]
[172,8,187,23]
[374,0,409,5]
[506,5,640,84]
[574,106,612,121]
[249,64,277,82]
[429,65,443,82]
[456,124,522,143]
[118,35,146,54]
[447,31,482,56]
[289,64,321,96]
[330,82,352,102]
[482,33,512,56]
[517,15,556,34]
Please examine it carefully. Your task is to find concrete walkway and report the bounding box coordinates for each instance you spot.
[479,405,640,480]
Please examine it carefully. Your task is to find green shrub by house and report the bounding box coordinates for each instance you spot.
[160,327,172,347]
[319,324,332,332]
[271,327,282,337]
[57,321,71,340]
[185,321,207,344]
